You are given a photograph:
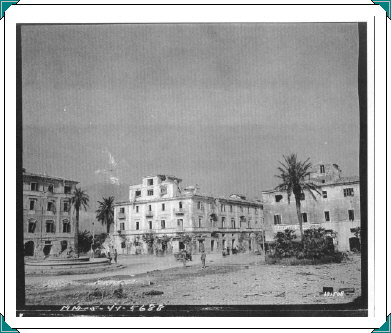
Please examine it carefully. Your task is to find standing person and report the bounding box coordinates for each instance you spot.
[114,249,118,263]
[107,251,112,263]
[201,251,206,269]
[181,249,187,267]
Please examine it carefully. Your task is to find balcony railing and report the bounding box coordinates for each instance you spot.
[174,208,185,215]
[117,212,126,219]
[145,211,154,218]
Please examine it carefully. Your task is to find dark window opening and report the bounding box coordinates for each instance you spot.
[120,222,125,231]
[179,201,183,209]
[135,222,139,230]
[147,178,154,186]
[119,207,125,213]
[324,211,330,222]
[30,182,38,191]
[149,221,152,230]
[64,186,71,194]
[344,188,354,197]
[45,221,55,233]
[62,220,71,233]
[348,210,355,221]
[275,195,283,203]
[47,184,54,193]
[147,190,154,196]
[162,203,165,211]
[274,215,281,225]
[301,213,308,223]
[47,201,55,212]
[148,205,152,212]
[63,201,69,212]
[320,165,325,173]
[322,191,328,198]
[135,206,139,213]
[161,220,166,229]
[28,221,36,233]
[135,190,141,197]
[29,199,36,211]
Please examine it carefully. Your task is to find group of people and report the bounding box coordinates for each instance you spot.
[107,249,118,264]
[179,249,207,269]
[222,246,239,257]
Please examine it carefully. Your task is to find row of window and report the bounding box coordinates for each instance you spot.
[28,182,72,194]
[124,202,259,214]
[274,187,355,203]
[28,199,70,212]
[273,209,355,225]
[27,219,71,233]
[119,216,260,231]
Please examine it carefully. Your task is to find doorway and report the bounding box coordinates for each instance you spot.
[211,240,215,251]
[179,241,185,250]
[349,237,360,252]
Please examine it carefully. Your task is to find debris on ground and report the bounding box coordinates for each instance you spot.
[143,290,164,296]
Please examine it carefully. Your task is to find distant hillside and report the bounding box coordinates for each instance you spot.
[77,182,129,234]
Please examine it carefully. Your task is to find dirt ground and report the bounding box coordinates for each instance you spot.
[25,253,361,305]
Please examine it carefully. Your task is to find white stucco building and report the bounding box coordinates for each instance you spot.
[113,175,264,255]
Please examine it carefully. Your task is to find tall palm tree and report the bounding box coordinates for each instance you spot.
[70,188,89,256]
[96,196,115,234]
[274,154,321,242]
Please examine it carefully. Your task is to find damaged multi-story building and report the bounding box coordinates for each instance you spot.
[23,170,78,257]
[261,162,360,252]
[113,175,265,254]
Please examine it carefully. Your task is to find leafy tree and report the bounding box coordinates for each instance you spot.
[96,196,115,234]
[142,232,155,254]
[78,230,93,254]
[71,187,89,256]
[274,154,321,242]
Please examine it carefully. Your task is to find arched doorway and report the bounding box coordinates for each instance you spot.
[60,240,68,253]
[24,241,34,256]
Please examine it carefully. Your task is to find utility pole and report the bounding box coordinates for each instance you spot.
[91,221,95,258]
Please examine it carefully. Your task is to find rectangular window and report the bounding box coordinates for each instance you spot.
[274,215,281,225]
[197,201,203,210]
[120,222,125,231]
[149,221,153,230]
[177,219,183,229]
[135,206,139,213]
[240,206,243,213]
[63,220,71,233]
[119,207,125,213]
[135,190,141,197]
[230,205,233,212]
[348,210,355,221]
[220,204,225,212]
[30,182,38,191]
[28,221,36,233]
[45,221,55,233]
[322,191,328,198]
[161,220,166,229]
[255,208,258,215]
[47,184,54,193]
[135,222,139,230]
[231,218,235,229]
[29,199,36,211]
[320,164,325,173]
[147,178,154,186]
[221,216,226,228]
[161,203,165,211]
[47,201,55,212]
[324,211,330,222]
[63,201,69,212]
[275,195,283,202]
[148,205,152,212]
[343,188,354,197]
[301,213,308,223]
[147,190,154,196]
[179,201,183,209]
[198,217,202,228]
[64,186,71,194]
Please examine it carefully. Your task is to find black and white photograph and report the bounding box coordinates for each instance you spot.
[4,2,388,329]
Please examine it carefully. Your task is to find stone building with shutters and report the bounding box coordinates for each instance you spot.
[261,163,361,252]
[112,175,264,255]
[23,170,78,257]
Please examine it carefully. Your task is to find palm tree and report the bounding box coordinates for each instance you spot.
[96,196,115,234]
[71,188,89,256]
[274,154,321,242]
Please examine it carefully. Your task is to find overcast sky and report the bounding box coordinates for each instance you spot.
[22,23,360,200]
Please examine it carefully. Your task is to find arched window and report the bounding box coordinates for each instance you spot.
[62,219,71,233]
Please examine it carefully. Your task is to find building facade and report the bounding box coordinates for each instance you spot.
[113,175,264,254]
[262,163,360,252]
[23,170,78,257]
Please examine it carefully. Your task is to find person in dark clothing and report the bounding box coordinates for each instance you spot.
[114,249,118,263]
